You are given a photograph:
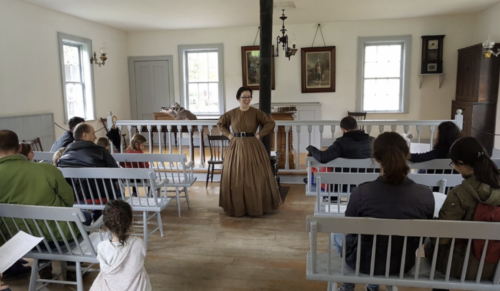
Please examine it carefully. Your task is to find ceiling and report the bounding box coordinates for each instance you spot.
[20,0,500,32]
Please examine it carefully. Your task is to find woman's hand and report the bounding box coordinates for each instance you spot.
[255,133,260,139]
[228,134,234,140]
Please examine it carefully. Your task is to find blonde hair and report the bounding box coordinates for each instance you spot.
[128,134,147,151]
[52,147,66,165]
[97,137,109,148]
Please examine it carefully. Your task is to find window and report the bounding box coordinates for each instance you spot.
[357,36,411,113]
[178,44,224,115]
[58,33,95,121]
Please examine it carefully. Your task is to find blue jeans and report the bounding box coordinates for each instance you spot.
[333,233,379,291]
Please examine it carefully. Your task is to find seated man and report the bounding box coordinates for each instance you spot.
[50,116,85,152]
[306,116,373,163]
[57,123,120,220]
[0,129,78,279]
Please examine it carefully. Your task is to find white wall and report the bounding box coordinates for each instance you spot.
[473,2,500,148]
[128,15,475,133]
[0,0,130,139]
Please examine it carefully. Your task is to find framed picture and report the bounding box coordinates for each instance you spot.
[301,46,336,93]
[421,35,445,74]
[241,46,275,90]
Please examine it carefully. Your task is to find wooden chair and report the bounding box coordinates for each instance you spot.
[347,111,367,130]
[206,135,230,187]
[100,117,128,149]
[23,137,43,151]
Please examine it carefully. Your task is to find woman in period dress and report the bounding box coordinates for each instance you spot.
[217,87,282,217]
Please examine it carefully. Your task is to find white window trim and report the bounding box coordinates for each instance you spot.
[356,35,412,113]
[178,44,225,116]
[57,32,96,122]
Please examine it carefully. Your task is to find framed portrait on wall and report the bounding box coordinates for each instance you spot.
[241,46,275,90]
[301,46,336,93]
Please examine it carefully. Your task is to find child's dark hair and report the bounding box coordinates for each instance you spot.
[449,137,500,189]
[103,200,133,246]
[96,137,109,148]
[19,142,33,157]
[127,134,147,151]
[373,132,410,185]
[434,121,461,153]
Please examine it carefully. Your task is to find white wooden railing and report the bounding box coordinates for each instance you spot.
[108,110,463,172]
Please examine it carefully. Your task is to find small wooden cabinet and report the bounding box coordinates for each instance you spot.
[452,44,500,155]
[270,112,295,169]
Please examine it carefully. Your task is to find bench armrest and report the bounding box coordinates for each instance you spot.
[84,215,103,232]
[185,161,194,169]
[155,178,169,188]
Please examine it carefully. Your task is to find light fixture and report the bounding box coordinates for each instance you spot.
[90,42,108,67]
[482,35,499,58]
[276,9,297,60]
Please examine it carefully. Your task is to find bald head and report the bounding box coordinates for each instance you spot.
[74,124,96,142]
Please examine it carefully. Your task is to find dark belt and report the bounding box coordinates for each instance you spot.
[234,132,255,137]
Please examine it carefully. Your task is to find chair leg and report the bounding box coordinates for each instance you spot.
[184,187,190,209]
[143,211,148,250]
[175,188,181,217]
[206,164,211,188]
[157,211,164,237]
[29,259,38,291]
[75,262,83,291]
[211,164,215,183]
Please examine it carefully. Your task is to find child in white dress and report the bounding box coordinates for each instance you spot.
[90,200,152,291]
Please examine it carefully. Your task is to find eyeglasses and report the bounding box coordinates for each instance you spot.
[240,97,252,100]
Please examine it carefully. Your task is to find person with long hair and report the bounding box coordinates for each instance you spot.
[90,200,151,291]
[335,132,434,291]
[410,121,461,163]
[425,137,500,286]
[217,87,282,217]
[18,142,34,161]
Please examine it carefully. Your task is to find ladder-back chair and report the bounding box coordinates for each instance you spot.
[347,111,367,131]
[206,135,230,187]
[23,137,43,151]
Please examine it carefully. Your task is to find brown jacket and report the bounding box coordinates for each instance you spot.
[425,174,500,280]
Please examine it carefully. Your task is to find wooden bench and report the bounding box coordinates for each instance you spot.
[112,153,196,217]
[306,215,500,291]
[0,203,103,291]
[58,167,169,249]
[314,172,464,216]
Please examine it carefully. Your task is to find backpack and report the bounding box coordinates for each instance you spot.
[473,202,500,263]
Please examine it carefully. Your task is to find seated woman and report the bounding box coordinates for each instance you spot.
[409,121,461,163]
[334,132,434,291]
[425,137,500,289]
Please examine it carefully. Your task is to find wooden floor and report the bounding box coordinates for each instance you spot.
[6,183,437,291]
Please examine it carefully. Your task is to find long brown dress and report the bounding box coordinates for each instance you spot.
[217,107,282,216]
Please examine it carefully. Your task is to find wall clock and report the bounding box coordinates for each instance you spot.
[421,35,445,74]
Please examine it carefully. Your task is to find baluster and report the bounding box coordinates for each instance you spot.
[188,125,194,163]
[285,125,290,170]
[198,125,204,168]
[208,125,213,136]
[378,125,384,134]
[127,125,133,144]
[308,125,312,146]
[391,125,397,132]
[319,125,324,149]
[296,125,301,170]
[366,125,372,135]
[429,125,436,151]
[158,125,163,154]
[416,125,422,143]
[147,125,153,153]
[167,125,172,154]
[178,125,183,155]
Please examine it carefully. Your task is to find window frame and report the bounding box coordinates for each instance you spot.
[356,35,412,113]
[57,32,96,122]
[178,44,225,116]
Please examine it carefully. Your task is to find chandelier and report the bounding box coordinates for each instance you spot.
[482,35,500,58]
[276,10,297,60]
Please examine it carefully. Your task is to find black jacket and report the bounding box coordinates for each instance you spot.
[57,140,120,201]
[306,130,374,163]
[410,148,448,163]
[50,130,74,152]
[344,177,434,275]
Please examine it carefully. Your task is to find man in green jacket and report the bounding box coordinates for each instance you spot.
[0,129,78,279]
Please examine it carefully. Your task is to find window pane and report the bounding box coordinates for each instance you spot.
[207,83,219,112]
[363,79,400,111]
[66,83,85,118]
[197,83,208,111]
[188,83,199,112]
[63,45,81,82]
[208,52,218,81]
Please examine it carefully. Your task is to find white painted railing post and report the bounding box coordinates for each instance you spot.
[296,125,301,170]
[454,109,463,130]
